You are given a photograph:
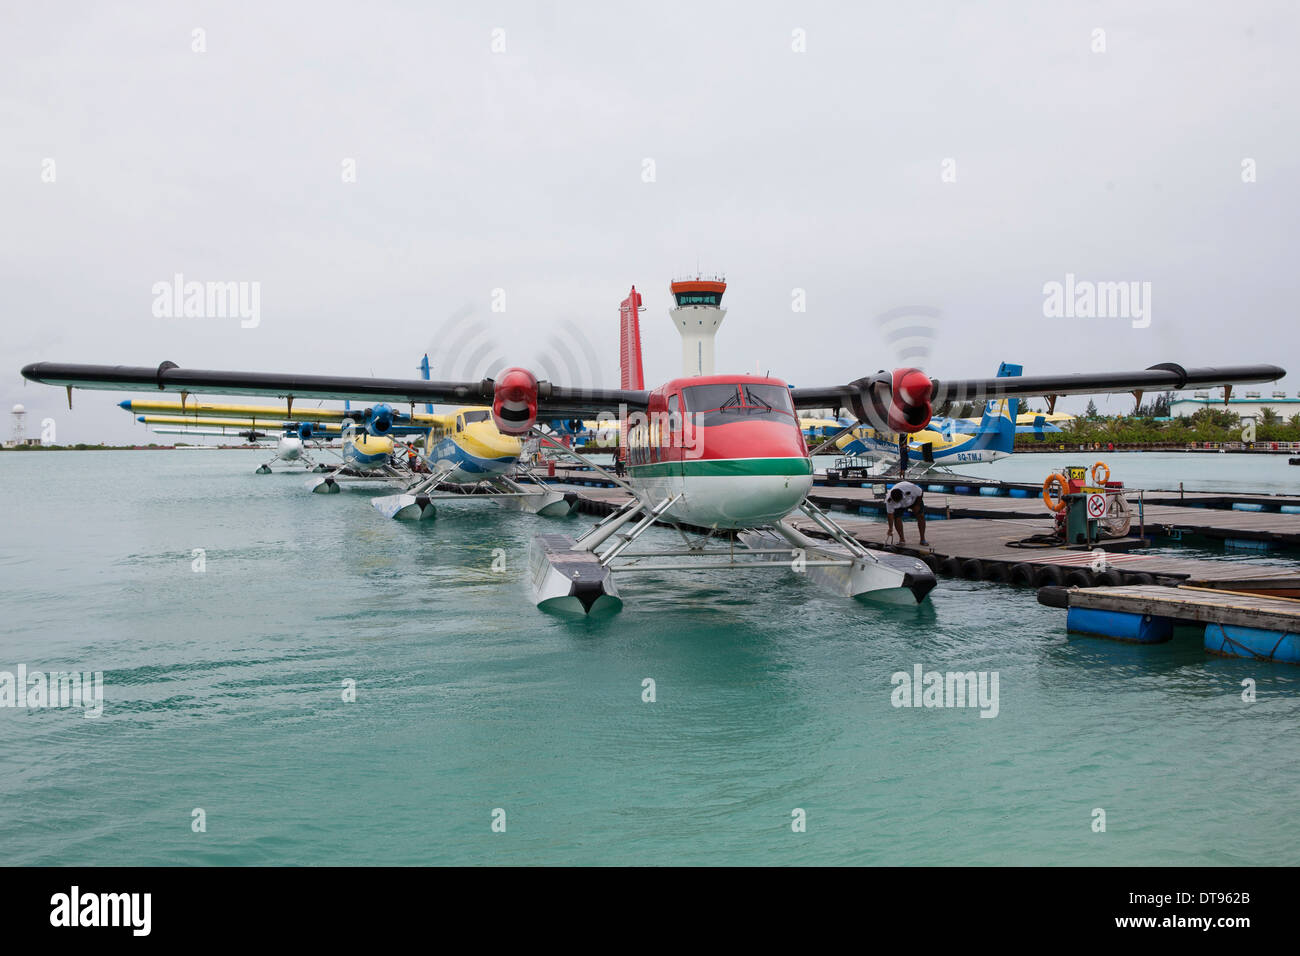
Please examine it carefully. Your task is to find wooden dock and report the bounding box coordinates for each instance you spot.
[1037,584,1300,663]
[1056,584,1300,631]
[785,513,1300,589]
[803,484,1300,549]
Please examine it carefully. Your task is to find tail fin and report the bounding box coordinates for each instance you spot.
[966,361,1021,453]
[417,354,433,413]
[619,287,645,390]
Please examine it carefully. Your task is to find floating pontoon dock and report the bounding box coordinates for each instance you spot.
[1038,584,1300,663]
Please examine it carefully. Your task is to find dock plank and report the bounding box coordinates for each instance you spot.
[1067,585,1300,632]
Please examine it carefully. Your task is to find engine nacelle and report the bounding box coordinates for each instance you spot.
[296,422,317,440]
[364,404,394,436]
[846,367,934,434]
[888,367,933,434]
[491,367,540,435]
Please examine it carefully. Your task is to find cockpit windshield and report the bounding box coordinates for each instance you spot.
[682,383,795,426]
[461,410,491,425]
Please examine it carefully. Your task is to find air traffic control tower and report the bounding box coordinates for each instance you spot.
[669,275,727,377]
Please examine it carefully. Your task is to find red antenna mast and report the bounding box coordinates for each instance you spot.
[619,286,645,390]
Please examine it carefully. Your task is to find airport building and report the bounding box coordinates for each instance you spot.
[1170,389,1300,422]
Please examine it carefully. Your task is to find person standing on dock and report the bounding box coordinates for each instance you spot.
[886,480,929,547]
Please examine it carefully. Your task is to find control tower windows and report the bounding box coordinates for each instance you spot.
[674,292,721,307]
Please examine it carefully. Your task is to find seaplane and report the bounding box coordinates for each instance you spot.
[20,283,1285,614]
[118,374,579,520]
[347,404,579,521]
[131,415,338,472]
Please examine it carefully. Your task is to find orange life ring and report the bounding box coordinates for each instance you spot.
[1092,461,1110,485]
[1043,473,1068,512]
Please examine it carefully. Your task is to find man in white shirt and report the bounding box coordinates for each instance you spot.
[885,480,929,547]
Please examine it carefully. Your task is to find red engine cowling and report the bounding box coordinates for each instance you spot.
[491,367,540,435]
[887,367,933,433]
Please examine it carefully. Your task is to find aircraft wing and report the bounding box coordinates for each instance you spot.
[21,358,1284,436]
[926,364,1286,406]
[121,399,353,421]
[789,363,1285,433]
[21,361,651,420]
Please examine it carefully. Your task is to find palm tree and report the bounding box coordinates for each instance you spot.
[1260,406,1280,425]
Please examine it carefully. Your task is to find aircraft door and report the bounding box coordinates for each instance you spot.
[664,392,686,500]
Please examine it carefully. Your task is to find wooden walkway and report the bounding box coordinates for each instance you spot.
[804,484,1300,548]
[1063,585,1300,632]
[787,513,1300,588]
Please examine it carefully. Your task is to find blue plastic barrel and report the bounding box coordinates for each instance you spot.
[1066,607,1173,644]
[1205,623,1300,663]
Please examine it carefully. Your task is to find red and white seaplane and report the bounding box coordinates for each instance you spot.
[20,284,1284,615]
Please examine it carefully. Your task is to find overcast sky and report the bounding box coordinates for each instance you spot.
[3,1,1297,442]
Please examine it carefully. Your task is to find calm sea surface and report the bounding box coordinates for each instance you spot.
[1,449,1298,865]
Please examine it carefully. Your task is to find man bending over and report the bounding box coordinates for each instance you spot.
[886,480,929,547]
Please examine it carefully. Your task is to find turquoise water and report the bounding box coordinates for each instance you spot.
[958,449,1300,495]
[2,449,1298,865]
[812,449,1300,495]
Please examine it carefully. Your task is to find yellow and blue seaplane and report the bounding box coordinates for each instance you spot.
[119,383,578,521]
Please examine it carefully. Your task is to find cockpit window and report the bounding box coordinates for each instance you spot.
[683,383,796,426]
[682,384,740,412]
[461,410,491,425]
[742,384,795,416]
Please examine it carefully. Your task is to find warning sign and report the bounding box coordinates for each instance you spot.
[1086,493,1107,518]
